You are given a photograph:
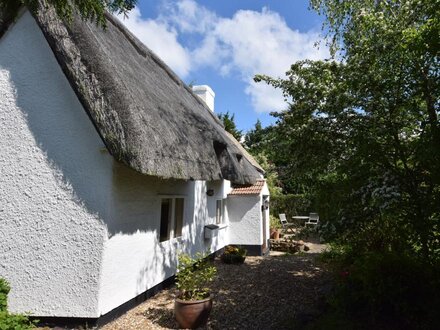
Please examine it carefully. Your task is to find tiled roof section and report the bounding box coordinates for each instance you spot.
[229,179,265,196]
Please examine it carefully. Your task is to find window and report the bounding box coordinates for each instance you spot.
[160,198,184,242]
[216,199,226,224]
[174,198,184,237]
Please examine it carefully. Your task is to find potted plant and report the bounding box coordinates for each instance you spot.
[270,215,282,239]
[221,245,247,264]
[175,252,217,329]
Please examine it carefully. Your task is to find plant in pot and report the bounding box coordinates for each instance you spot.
[270,214,282,239]
[221,245,247,264]
[175,252,217,329]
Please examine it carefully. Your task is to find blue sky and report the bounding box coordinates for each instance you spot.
[116,1,328,132]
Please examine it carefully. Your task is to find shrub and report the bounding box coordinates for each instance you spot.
[221,245,247,264]
[328,252,440,329]
[0,279,9,312]
[0,278,36,330]
[269,194,311,219]
[176,252,217,301]
[0,311,36,330]
[269,214,282,229]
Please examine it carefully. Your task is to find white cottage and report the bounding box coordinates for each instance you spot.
[0,4,269,322]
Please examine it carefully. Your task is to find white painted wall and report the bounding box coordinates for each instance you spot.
[261,181,270,247]
[0,11,265,319]
[227,195,262,245]
[0,11,109,318]
[97,176,229,315]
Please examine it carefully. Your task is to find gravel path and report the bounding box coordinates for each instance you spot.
[102,251,331,330]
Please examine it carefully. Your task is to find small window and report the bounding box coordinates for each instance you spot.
[160,198,184,242]
[174,198,184,237]
[160,198,172,242]
[216,199,225,224]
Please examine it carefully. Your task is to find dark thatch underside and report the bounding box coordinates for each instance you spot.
[0,4,261,185]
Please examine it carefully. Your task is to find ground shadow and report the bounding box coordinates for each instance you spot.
[114,253,332,330]
[206,254,331,330]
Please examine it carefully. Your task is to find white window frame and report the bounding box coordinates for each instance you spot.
[216,199,227,224]
[159,196,185,242]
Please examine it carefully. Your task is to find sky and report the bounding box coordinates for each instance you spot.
[115,0,329,132]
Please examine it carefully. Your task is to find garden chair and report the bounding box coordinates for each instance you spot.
[279,213,295,234]
[305,213,319,226]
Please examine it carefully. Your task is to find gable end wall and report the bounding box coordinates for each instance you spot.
[0,11,109,317]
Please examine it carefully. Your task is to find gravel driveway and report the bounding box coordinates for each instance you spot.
[102,251,331,330]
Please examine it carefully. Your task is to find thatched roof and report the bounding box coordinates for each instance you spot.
[225,132,265,174]
[0,4,261,185]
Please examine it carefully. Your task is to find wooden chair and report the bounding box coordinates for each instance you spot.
[279,213,295,234]
[305,213,319,226]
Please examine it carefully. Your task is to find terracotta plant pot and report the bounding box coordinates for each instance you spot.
[175,295,213,329]
[271,229,281,240]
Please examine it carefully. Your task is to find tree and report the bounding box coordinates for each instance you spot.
[0,0,137,26]
[244,120,265,153]
[255,0,440,259]
[218,111,243,141]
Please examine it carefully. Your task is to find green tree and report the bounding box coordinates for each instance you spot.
[244,120,263,152]
[252,152,282,197]
[256,0,440,259]
[0,0,137,26]
[244,120,273,154]
[218,111,243,141]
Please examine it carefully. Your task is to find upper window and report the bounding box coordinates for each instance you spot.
[160,197,184,242]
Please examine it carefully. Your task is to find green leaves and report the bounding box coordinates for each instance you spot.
[0,0,137,27]
[176,252,217,301]
[0,279,9,313]
[217,111,243,141]
[0,279,36,330]
[255,0,440,260]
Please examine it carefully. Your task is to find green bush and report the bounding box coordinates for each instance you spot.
[0,279,10,313]
[176,252,217,301]
[221,245,247,264]
[328,252,440,329]
[269,214,282,229]
[0,279,36,330]
[0,311,35,330]
[270,194,311,219]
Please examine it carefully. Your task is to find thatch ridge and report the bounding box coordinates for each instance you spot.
[1,3,261,185]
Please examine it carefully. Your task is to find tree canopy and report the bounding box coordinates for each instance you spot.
[255,0,440,259]
[217,111,243,141]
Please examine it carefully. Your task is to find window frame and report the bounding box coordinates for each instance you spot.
[159,196,185,242]
[216,199,227,225]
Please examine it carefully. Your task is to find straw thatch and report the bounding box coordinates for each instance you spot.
[0,4,261,185]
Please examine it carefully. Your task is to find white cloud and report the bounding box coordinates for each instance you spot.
[117,2,329,113]
[115,7,192,78]
[196,8,329,112]
[161,0,217,34]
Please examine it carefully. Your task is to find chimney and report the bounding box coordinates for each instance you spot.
[192,85,215,112]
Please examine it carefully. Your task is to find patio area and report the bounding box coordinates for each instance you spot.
[102,243,331,330]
